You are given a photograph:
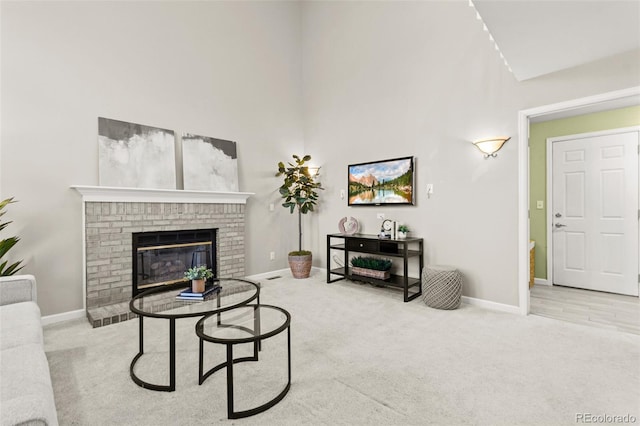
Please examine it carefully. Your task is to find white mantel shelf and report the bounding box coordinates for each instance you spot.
[71,185,254,204]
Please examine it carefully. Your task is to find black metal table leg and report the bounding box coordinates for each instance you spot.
[226,343,234,417]
[139,315,144,353]
[256,294,261,352]
[198,334,204,385]
[169,318,176,391]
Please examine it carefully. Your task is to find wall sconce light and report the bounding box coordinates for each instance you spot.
[307,166,320,177]
[472,137,511,158]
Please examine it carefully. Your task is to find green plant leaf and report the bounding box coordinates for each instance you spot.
[0,261,23,276]
[0,197,24,276]
[0,197,15,211]
[0,237,19,259]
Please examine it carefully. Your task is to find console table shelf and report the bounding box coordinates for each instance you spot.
[326,233,424,302]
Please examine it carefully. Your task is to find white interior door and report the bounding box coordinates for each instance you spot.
[552,130,639,296]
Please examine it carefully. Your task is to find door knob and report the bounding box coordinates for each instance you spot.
[554,223,567,228]
[555,213,562,218]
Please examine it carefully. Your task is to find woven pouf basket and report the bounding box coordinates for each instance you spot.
[422,265,462,310]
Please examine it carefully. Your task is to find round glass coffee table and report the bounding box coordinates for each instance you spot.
[129,278,259,392]
[196,304,291,419]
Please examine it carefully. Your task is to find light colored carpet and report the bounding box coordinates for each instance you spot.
[44,272,640,425]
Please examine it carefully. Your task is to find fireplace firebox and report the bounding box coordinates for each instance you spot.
[132,229,217,296]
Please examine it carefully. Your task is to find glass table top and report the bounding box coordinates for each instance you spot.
[129,278,259,319]
[196,304,291,344]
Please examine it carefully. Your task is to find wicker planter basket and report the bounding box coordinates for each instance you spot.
[289,254,312,279]
[351,266,391,280]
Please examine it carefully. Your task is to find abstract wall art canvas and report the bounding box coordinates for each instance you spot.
[98,117,176,189]
[182,133,239,192]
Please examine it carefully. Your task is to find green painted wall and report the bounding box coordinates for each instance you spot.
[529,105,640,280]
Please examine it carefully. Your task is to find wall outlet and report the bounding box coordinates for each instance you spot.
[376,213,385,219]
[270,251,275,260]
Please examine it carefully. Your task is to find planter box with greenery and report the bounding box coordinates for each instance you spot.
[350,256,392,280]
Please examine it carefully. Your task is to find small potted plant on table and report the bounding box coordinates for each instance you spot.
[184,265,213,293]
[397,225,409,239]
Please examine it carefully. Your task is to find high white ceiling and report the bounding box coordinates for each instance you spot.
[473,0,640,81]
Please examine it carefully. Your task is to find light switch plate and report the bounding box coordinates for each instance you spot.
[536,200,544,209]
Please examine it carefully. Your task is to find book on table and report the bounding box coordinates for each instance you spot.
[176,284,221,301]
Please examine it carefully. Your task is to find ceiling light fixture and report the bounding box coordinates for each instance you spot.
[472,137,511,158]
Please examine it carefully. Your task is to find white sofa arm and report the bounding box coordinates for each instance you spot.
[0,274,37,306]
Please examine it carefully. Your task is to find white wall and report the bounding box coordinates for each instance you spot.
[1,1,303,315]
[2,1,639,316]
[301,1,640,306]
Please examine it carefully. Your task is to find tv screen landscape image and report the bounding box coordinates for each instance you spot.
[348,156,414,206]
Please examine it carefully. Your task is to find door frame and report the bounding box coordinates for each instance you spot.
[517,86,640,315]
[545,126,640,289]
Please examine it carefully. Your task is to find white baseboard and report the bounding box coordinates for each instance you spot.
[252,267,521,315]
[251,268,523,315]
[41,309,85,326]
[461,296,521,315]
[534,278,551,286]
[246,266,327,282]
[40,270,518,325]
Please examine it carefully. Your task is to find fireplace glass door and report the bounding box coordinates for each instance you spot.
[132,229,216,295]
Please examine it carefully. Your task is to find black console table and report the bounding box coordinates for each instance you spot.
[326,233,424,302]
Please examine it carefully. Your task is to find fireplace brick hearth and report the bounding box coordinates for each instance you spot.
[83,201,246,327]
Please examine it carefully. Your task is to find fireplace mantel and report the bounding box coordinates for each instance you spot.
[71,185,253,204]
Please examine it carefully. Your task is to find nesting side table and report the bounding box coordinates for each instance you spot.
[196,304,291,419]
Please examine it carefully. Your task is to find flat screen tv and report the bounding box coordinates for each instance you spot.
[348,156,414,206]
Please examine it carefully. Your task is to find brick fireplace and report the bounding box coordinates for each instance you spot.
[72,186,252,327]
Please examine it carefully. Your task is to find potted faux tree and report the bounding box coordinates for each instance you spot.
[0,197,24,276]
[276,154,323,278]
[184,265,213,293]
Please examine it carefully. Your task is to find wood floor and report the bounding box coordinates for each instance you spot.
[530,284,640,335]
